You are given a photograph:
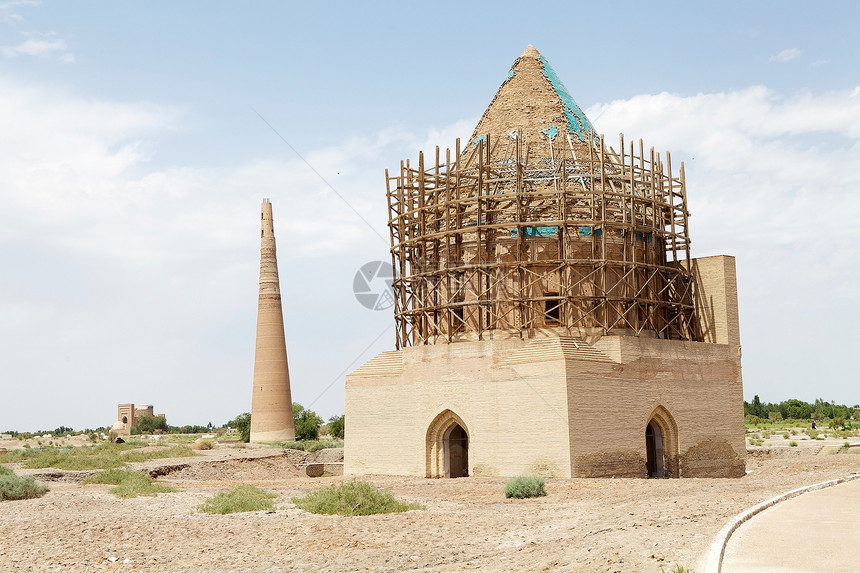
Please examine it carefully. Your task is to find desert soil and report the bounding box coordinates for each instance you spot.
[1,440,859,573]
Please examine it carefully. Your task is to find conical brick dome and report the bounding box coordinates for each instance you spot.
[387,46,696,349]
[466,45,596,162]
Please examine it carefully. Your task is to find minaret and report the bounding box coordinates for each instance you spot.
[250,199,295,442]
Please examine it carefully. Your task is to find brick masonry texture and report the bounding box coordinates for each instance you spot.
[345,256,745,479]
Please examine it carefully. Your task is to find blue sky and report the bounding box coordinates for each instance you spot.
[1,1,858,431]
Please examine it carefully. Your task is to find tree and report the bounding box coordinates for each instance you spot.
[813,398,832,420]
[751,395,762,417]
[227,413,251,443]
[133,415,167,434]
[328,414,345,439]
[780,399,812,420]
[293,403,322,441]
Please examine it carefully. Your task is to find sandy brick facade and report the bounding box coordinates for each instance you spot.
[345,255,745,479]
[686,255,741,346]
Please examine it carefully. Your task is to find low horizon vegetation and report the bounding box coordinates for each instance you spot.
[746,424,857,445]
[2,403,347,445]
[2,441,197,470]
[276,439,343,452]
[745,396,858,431]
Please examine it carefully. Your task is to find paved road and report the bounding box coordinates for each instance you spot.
[721,477,860,573]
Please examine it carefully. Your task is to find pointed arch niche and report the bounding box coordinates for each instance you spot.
[426,410,470,478]
[645,406,680,478]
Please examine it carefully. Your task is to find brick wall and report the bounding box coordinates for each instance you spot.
[345,333,745,479]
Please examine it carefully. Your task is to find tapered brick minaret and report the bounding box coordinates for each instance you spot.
[250,199,295,442]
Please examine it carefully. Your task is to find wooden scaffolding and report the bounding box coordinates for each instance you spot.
[386,131,699,349]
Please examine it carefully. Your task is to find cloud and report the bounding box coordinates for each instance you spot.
[770,48,802,63]
[0,4,72,61]
[2,34,73,61]
[588,85,860,269]
[0,74,466,430]
[588,86,860,404]
[0,73,467,267]
[0,0,39,25]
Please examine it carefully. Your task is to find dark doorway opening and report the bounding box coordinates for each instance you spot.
[445,423,469,478]
[645,421,665,478]
[544,292,560,325]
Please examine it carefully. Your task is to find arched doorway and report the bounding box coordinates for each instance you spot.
[444,423,469,478]
[426,410,470,478]
[645,406,680,478]
[645,421,665,477]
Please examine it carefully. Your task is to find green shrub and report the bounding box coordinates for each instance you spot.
[306,440,343,452]
[789,441,798,447]
[0,468,49,501]
[198,484,276,514]
[20,448,125,470]
[6,442,194,471]
[162,434,199,444]
[328,415,345,439]
[504,475,547,499]
[132,414,168,434]
[120,445,195,463]
[293,403,322,441]
[292,481,423,516]
[278,440,343,452]
[227,413,251,443]
[661,565,693,573]
[84,469,177,498]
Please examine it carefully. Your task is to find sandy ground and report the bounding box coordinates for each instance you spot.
[1,440,859,573]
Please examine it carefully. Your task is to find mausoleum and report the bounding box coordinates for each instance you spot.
[344,46,745,479]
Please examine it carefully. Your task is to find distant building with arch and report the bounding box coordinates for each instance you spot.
[112,403,164,436]
[344,46,745,479]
